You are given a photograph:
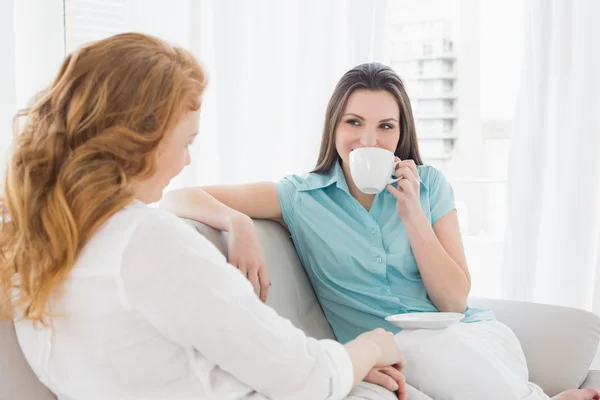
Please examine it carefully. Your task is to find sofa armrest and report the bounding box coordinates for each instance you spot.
[580,370,600,390]
[469,297,600,396]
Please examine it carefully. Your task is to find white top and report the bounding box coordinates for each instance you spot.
[14,201,353,400]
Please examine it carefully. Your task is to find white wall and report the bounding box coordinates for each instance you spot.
[447,0,487,236]
[13,0,65,110]
[0,0,16,167]
[480,0,526,120]
[1,0,64,173]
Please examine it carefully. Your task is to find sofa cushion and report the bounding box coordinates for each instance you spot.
[0,320,57,400]
[470,297,600,396]
[183,218,336,340]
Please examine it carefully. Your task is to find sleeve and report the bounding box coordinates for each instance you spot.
[119,210,354,400]
[274,176,300,232]
[429,167,456,225]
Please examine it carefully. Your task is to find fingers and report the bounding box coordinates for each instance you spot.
[246,264,260,295]
[378,364,407,400]
[366,367,407,399]
[365,369,399,392]
[401,159,419,179]
[397,373,407,400]
[393,362,404,373]
[581,388,600,399]
[394,159,420,193]
[397,178,413,193]
[379,365,404,383]
[386,183,405,201]
[229,257,269,302]
[232,257,247,276]
[394,158,418,178]
[234,259,259,294]
[394,166,416,183]
[392,348,405,370]
[258,268,270,303]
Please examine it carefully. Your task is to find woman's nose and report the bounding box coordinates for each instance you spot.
[359,128,377,147]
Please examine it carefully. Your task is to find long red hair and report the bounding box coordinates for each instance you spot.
[0,33,206,323]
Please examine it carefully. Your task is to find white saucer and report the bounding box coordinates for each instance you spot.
[385,312,464,330]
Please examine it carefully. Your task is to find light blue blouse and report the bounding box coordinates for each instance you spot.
[275,161,494,343]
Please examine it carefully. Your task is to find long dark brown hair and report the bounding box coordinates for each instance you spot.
[313,62,422,173]
[0,33,206,323]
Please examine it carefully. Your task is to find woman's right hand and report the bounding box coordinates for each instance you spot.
[358,328,404,368]
[358,329,406,399]
[227,214,270,302]
[345,328,405,397]
[365,366,407,400]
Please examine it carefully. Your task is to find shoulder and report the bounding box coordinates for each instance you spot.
[276,171,329,197]
[113,201,189,237]
[279,170,337,192]
[75,201,216,275]
[417,164,443,184]
[278,174,310,190]
[417,165,452,192]
[111,201,220,260]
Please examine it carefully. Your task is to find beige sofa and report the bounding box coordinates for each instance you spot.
[2,218,600,399]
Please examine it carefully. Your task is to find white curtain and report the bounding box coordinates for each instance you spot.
[1,0,388,190]
[0,0,64,169]
[1,0,388,203]
[156,0,389,189]
[0,0,17,164]
[504,0,600,310]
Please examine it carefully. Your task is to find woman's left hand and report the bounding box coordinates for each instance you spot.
[386,158,423,221]
[364,365,407,400]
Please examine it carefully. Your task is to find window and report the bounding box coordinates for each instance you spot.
[385,0,526,298]
[422,42,433,55]
[65,0,130,53]
[57,0,526,298]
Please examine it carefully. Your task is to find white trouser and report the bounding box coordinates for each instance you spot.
[395,320,550,400]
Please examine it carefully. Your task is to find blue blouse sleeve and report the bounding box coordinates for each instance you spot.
[429,168,456,224]
[274,176,300,231]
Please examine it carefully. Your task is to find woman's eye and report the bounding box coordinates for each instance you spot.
[380,123,394,130]
[347,119,360,126]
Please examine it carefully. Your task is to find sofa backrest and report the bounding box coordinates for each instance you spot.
[0,320,57,400]
[183,218,336,341]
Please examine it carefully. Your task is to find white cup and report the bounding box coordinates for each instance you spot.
[349,147,401,194]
